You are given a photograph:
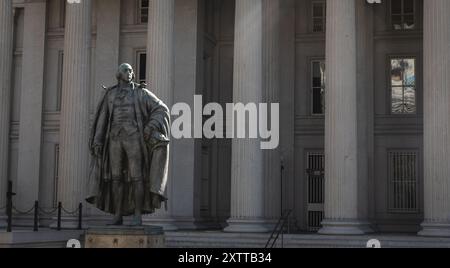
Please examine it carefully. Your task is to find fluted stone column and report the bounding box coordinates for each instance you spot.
[147,0,174,106]
[224,0,268,233]
[93,0,120,106]
[263,0,282,224]
[0,0,14,212]
[145,0,177,230]
[57,0,92,227]
[319,0,371,235]
[419,0,450,237]
[16,0,47,214]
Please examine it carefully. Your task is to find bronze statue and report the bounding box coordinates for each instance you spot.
[86,63,170,226]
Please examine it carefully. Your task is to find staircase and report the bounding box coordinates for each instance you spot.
[165,231,450,248]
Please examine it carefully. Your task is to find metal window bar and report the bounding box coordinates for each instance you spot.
[306,153,325,231]
[139,0,149,24]
[312,1,326,33]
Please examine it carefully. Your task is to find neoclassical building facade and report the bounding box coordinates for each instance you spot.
[1,0,450,238]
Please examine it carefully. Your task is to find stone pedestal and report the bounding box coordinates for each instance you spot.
[84,226,165,248]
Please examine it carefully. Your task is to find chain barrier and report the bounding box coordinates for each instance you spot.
[3,202,83,232]
[61,206,80,215]
[38,207,58,215]
[12,205,35,215]
[6,204,80,216]
[3,181,83,232]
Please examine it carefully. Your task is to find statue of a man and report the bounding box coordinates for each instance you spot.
[86,63,170,226]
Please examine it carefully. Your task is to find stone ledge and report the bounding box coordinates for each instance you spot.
[0,229,83,248]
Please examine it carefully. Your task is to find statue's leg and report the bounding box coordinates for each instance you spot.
[109,138,124,225]
[126,134,144,226]
[110,180,124,225]
[131,179,144,226]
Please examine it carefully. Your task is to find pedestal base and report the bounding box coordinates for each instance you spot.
[84,226,165,248]
[318,220,373,235]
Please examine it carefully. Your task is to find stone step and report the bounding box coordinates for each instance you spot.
[165,231,450,248]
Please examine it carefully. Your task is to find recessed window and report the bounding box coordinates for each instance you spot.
[311,60,326,115]
[138,0,149,24]
[388,151,419,213]
[60,0,66,28]
[136,51,147,84]
[391,0,415,30]
[390,58,416,114]
[312,1,326,33]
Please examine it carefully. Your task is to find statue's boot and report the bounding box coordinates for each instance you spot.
[108,180,124,226]
[108,215,123,226]
[130,180,144,227]
[130,215,142,227]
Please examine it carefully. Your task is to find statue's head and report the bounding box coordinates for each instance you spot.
[116,63,135,83]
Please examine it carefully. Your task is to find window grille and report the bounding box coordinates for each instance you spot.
[306,152,325,231]
[388,151,419,213]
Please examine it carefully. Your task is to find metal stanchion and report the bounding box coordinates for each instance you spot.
[6,181,15,233]
[78,203,82,230]
[33,201,39,232]
[57,202,62,231]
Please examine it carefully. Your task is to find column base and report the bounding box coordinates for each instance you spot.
[143,216,179,231]
[194,216,223,230]
[224,218,269,233]
[418,222,450,237]
[171,217,198,230]
[318,219,373,235]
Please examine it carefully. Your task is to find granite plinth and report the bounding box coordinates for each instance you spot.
[84,226,165,248]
